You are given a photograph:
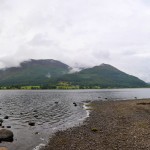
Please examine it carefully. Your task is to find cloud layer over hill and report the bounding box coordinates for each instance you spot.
[0,0,150,81]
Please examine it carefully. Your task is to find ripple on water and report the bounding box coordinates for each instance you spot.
[1,89,149,150]
[0,90,88,150]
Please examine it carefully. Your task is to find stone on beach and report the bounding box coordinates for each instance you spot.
[0,129,13,142]
[45,99,150,150]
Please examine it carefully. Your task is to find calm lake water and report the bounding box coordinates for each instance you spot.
[0,88,150,150]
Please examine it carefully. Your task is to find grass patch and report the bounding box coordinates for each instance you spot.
[91,128,98,132]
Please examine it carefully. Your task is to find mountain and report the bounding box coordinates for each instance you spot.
[0,60,147,88]
[55,64,147,88]
[0,59,70,86]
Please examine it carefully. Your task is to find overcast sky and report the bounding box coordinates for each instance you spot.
[0,0,150,81]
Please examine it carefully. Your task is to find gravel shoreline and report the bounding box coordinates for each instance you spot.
[44,99,150,150]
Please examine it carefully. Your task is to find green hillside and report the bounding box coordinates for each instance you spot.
[0,60,147,89]
[0,59,70,86]
[55,64,147,88]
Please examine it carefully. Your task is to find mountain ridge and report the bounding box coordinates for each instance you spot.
[0,59,70,86]
[55,63,147,88]
[0,59,148,89]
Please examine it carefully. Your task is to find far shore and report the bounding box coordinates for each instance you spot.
[44,99,150,150]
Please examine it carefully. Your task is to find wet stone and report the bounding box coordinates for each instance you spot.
[0,119,3,123]
[28,122,35,126]
[0,129,13,142]
[34,115,38,118]
[4,116,9,119]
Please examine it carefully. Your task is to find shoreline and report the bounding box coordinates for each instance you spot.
[33,102,90,150]
[44,99,150,150]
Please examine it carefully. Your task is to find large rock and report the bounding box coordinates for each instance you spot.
[0,129,13,142]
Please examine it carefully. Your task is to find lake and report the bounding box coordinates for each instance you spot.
[0,88,150,150]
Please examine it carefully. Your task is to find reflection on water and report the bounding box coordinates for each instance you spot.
[0,89,150,150]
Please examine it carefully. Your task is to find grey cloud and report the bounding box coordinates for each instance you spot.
[121,50,138,56]
[28,34,55,47]
[0,55,21,68]
[0,0,150,81]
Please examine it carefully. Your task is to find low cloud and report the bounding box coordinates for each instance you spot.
[0,0,150,81]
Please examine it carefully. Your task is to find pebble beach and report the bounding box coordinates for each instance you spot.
[44,99,150,150]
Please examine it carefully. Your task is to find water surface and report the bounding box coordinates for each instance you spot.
[0,89,150,150]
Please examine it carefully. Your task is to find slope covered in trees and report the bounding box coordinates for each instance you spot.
[0,59,70,86]
[55,64,147,88]
[0,60,148,89]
